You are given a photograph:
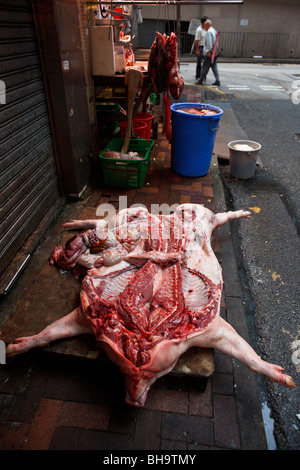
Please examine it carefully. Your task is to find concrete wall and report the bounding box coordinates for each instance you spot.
[140,0,300,58]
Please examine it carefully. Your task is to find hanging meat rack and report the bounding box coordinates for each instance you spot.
[86,1,243,5]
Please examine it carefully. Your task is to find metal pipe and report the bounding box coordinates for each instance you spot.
[86,1,243,5]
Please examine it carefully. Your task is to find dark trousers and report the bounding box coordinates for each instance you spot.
[199,55,220,83]
[195,46,204,79]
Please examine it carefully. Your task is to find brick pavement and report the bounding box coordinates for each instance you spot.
[0,120,244,452]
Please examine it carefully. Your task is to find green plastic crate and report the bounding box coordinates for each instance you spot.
[99,138,154,188]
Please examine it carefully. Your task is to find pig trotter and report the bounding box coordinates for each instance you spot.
[6,307,93,357]
[207,317,295,389]
[249,363,295,389]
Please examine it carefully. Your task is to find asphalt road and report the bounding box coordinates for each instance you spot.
[180,62,300,450]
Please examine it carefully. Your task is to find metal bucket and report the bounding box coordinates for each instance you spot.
[228,140,261,179]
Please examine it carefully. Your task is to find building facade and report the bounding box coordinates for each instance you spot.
[138,0,300,59]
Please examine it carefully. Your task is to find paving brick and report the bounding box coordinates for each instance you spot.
[200,173,212,183]
[180,194,191,204]
[188,379,212,417]
[191,194,208,204]
[155,374,190,392]
[192,181,203,192]
[49,425,81,450]
[0,394,15,420]
[162,413,214,446]
[22,398,63,450]
[109,405,137,434]
[137,186,159,193]
[133,409,162,450]
[158,176,171,188]
[43,356,119,406]
[220,306,227,319]
[212,231,220,252]
[43,371,91,403]
[171,177,182,186]
[144,387,189,414]
[133,192,157,204]
[0,355,31,395]
[203,186,214,198]
[88,190,108,207]
[0,421,30,450]
[212,372,235,396]
[7,361,48,424]
[78,429,133,450]
[171,184,191,191]
[58,401,111,431]
[213,394,241,449]
[156,151,167,160]
[180,189,199,196]
[160,439,187,450]
[214,351,233,375]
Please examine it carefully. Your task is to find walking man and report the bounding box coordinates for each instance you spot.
[195,19,220,86]
[194,16,208,82]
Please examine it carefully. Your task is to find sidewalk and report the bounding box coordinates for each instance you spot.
[0,86,268,451]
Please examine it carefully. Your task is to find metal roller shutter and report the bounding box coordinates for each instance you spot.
[0,0,61,290]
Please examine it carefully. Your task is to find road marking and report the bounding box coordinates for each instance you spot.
[227,84,250,90]
[259,85,284,91]
[226,84,285,92]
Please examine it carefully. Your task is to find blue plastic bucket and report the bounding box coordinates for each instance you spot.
[171,103,223,177]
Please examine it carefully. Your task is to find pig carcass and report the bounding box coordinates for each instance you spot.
[6,204,295,406]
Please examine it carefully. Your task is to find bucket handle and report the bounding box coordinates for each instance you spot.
[246,151,258,163]
[209,120,220,132]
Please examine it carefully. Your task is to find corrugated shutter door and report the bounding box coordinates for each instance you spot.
[0,0,61,280]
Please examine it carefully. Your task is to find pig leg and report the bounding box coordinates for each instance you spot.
[6,307,93,357]
[204,318,295,389]
[213,210,252,229]
[63,219,107,231]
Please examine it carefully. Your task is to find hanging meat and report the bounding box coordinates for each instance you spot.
[148,32,184,142]
[6,204,295,407]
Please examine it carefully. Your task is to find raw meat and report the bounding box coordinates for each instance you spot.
[179,107,218,116]
[6,204,295,407]
[148,32,184,100]
[148,32,184,142]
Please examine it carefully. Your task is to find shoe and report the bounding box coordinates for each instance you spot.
[212,81,220,86]
[195,80,204,85]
